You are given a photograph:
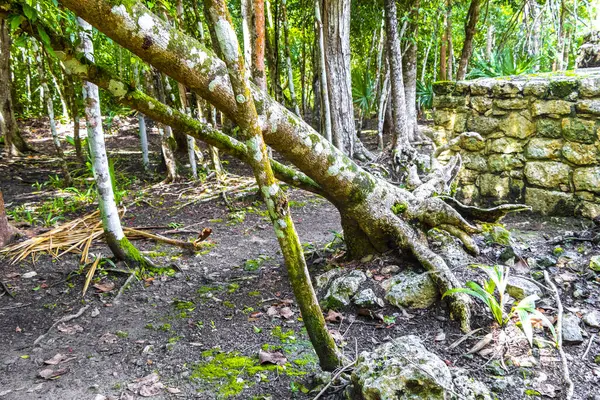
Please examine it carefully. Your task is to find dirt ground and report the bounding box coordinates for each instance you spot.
[0,117,599,400]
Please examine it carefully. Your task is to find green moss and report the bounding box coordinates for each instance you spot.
[197,285,222,295]
[391,202,407,215]
[272,326,296,343]
[115,330,128,338]
[553,246,564,256]
[248,290,261,297]
[190,349,305,398]
[223,301,236,309]
[549,80,578,98]
[227,283,240,293]
[173,299,195,311]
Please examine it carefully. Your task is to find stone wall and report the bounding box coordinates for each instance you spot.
[431,72,600,219]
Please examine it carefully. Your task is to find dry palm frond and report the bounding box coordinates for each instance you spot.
[82,255,101,296]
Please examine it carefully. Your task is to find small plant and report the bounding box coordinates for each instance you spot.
[243,255,271,271]
[444,264,556,346]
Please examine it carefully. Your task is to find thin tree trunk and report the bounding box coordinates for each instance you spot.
[39,52,72,186]
[153,71,179,182]
[77,17,146,265]
[377,68,390,151]
[440,7,447,80]
[133,63,149,170]
[63,78,84,162]
[21,48,31,115]
[301,22,307,116]
[486,23,494,61]
[241,0,253,74]
[0,16,29,157]
[421,25,435,83]
[251,0,267,91]
[323,0,355,156]
[456,0,481,80]
[446,0,453,81]
[281,0,300,116]
[385,0,411,159]
[315,0,331,142]
[204,0,343,370]
[556,0,566,71]
[48,66,69,118]
[373,16,385,108]
[0,191,18,248]
[204,100,225,181]
[402,0,419,141]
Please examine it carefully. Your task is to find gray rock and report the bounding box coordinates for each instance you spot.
[506,277,542,300]
[583,310,600,328]
[322,270,366,309]
[562,314,584,345]
[315,268,342,290]
[353,289,384,308]
[451,368,492,400]
[351,335,453,400]
[428,229,472,269]
[381,265,400,275]
[385,272,439,309]
[537,255,557,267]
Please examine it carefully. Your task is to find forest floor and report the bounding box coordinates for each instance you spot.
[0,117,599,400]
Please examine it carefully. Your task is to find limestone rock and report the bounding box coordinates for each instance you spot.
[531,100,572,117]
[463,152,488,171]
[575,99,600,115]
[494,97,529,110]
[523,79,549,97]
[525,188,575,216]
[525,138,563,160]
[548,79,579,99]
[562,117,597,144]
[583,310,600,328]
[492,81,524,97]
[433,95,466,109]
[506,277,542,300]
[433,81,456,95]
[385,271,439,309]
[488,137,524,154]
[579,201,600,219]
[470,79,495,95]
[524,161,571,188]
[315,268,342,290]
[451,368,493,400]
[562,314,583,345]
[351,335,453,400]
[470,96,492,113]
[478,174,510,198]
[562,142,599,165]
[579,76,600,97]
[488,154,524,173]
[536,118,563,138]
[353,289,384,308]
[467,115,499,134]
[322,270,366,309]
[573,167,600,193]
[590,255,600,272]
[498,112,535,139]
[380,265,400,275]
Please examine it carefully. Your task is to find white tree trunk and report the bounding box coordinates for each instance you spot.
[78,17,128,255]
[133,63,149,170]
[315,0,332,143]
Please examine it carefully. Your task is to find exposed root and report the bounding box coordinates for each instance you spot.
[437,224,480,255]
[438,196,531,223]
[414,197,480,234]
[386,214,472,332]
[412,155,462,199]
[33,305,90,347]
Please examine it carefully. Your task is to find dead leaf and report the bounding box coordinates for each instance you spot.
[373,275,386,281]
[248,311,263,322]
[139,382,164,397]
[93,281,115,293]
[266,306,278,317]
[127,373,162,396]
[166,387,181,394]
[38,368,69,379]
[329,330,344,343]
[467,333,493,354]
[324,310,343,323]
[44,353,66,365]
[57,323,83,335]
[279,307,294,319]
[357,308,383,321]
[5,272,20,279]
[258,349,287,366]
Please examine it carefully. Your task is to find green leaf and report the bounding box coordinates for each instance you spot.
[10,15,26,31]
[517,309,534,346]
[36,26,51,47]
[22,4,36,21]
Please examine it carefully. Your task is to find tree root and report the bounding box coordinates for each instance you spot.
[33,305,90,347]
[438,196,531,223]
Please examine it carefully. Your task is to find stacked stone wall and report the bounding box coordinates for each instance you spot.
[432,72,600,218]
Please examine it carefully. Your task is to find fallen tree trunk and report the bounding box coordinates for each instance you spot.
[18,0,531,333]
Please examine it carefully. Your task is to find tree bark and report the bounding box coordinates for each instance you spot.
[0,191,17,248]
[133,63,149,170]
[440,7,447,81]
[0,14,29,157]
[456,0,481,81]
[251,0,267,91]
[77,17,146,265]
[204,0,343,370]
[314,0,332,142]
[401,0,419,140]
[385,0,412,168]
[281,0,300,116]
[322,0,355,156]
[38,51,72,186]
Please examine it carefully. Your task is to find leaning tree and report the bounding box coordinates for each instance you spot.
[8,0,529,366]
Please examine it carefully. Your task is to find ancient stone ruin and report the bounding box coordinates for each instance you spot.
[431,72,600,219]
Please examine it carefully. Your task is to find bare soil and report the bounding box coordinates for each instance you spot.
[0,118,598,400]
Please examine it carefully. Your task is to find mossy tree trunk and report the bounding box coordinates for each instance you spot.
[76,17,147,266]
[203,0,343,370]
[48,0,532,335]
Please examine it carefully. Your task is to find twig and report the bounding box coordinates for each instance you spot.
[113,273,137,305]
[0,302,32,311]
[448,327,484,350]
[312,359,356,400]
[33,305,90,346]
[0,281,15,298]
[582,333,596,361]
[543,271,574,400]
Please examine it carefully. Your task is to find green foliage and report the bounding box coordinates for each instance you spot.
[444,265,556,346]
[467,49,539,79]
[352,70,375,115]
[416,81,433,110]
[243,255,271,271]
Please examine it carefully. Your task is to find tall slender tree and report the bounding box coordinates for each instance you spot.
[456,0,481,80]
